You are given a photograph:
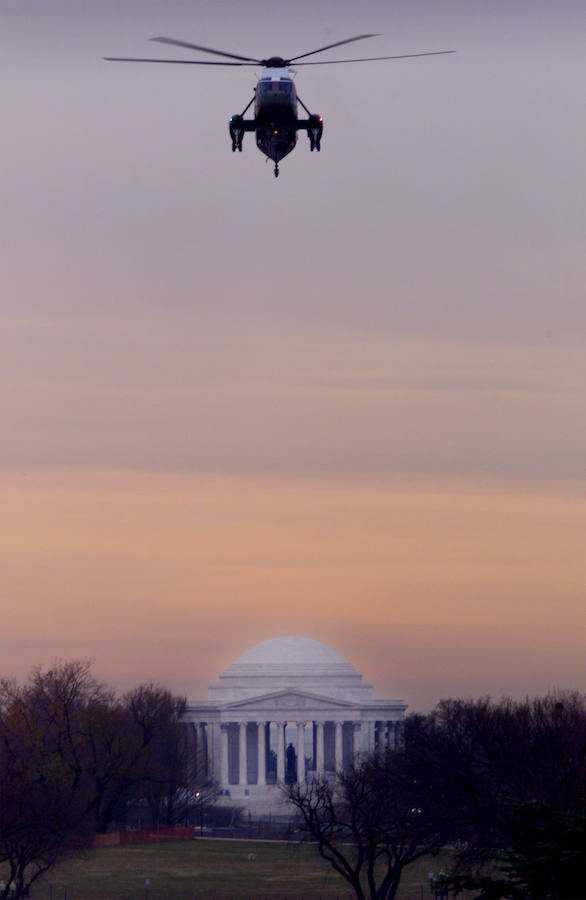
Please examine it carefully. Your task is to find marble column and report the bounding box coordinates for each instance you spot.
[378,721,386,755]
[188,722,198,776]
[395,720,405,750]
[316,721,325,776]
[368,720,376,754]
[361,721,369,755]
[296,722,306,783]
[353,722,361,759]
[238,721,247,785]
[257,721,266,786]
[377,721,384,756]
[220,724,229,787]
[276,722,286,782]
[199,722,208,777]
[334,721,343,771]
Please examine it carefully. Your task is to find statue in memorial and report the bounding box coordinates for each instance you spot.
[285,741,297,783]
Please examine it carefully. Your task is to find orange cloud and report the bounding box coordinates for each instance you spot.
[1,468,584,709]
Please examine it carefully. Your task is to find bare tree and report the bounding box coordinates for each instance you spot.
[0,663,197,896]
[286,752,452,900]
[0,662,100,898]
[405,692,586,899]
[82,684,189,832]
[133,700,214,827]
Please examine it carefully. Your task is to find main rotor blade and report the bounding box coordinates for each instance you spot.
[151,37,260,63]
[104,57,255,66]
[293,50,455,65]
[288,33,379,63]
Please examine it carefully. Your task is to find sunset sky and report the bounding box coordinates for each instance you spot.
[1,0,584,710]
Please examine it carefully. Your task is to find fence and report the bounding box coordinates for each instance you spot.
[92,825,194,847]
[45,894,431,900]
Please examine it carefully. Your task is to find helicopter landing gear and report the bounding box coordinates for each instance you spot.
[297,100,323,154]
[309,116,322,152]
[230,130,243,152]
[229,110,249,153]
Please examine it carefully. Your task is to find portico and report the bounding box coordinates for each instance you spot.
[185,637,406,816]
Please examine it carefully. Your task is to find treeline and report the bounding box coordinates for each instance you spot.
[0,661,206,898]
[287,692,586,900]
[2,662,584,900]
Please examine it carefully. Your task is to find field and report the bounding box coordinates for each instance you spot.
[22,838,447,900]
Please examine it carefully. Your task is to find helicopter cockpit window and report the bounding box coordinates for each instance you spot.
[259,80,291,94]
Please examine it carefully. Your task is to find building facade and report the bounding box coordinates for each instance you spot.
[185,636,406,818]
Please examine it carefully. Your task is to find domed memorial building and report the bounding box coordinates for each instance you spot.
[185,637,406,817]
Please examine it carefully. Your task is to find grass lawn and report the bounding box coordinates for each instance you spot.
[22,838,448,900]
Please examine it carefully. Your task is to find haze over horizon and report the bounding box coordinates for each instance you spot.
[1,0,584,710]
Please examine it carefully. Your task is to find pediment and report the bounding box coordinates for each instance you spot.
[222,689,356,712]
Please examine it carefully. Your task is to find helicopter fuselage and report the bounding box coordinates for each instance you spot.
[229,64,323,174]
[254,67,298,165]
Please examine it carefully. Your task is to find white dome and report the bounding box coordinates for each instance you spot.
[221,636,360,679]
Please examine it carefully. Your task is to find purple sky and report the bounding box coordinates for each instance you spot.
[1,0,584,709]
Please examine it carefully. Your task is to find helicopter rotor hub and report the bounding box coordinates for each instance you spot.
[261,57,288,68]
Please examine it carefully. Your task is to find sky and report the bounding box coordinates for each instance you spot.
[1,0,584,710]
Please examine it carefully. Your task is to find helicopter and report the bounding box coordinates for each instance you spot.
[105,34,454,177]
